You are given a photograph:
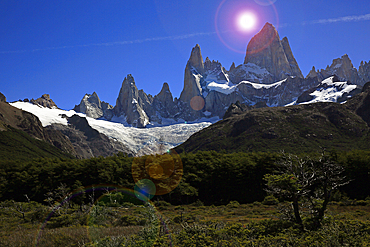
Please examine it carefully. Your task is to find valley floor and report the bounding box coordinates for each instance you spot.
[1,200,370,246]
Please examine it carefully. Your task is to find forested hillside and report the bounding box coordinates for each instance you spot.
[1,150,370,205]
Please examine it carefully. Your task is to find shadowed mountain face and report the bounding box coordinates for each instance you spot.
[0,96,77,159]
[51,114,134,159]
[345,81,370,126]
[175,86,370,154]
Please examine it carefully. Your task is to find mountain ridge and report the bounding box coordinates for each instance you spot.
[71,23,369,128]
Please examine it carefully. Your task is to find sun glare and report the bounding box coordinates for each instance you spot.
[237,12,257,32]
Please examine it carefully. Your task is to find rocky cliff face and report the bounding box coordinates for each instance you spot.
[359,61,370,84]
[308,54,369,86]
[51,114,133,158]
[152,82,177,118]
[74,92,113,119]
[114,74,150,127]
[244,23,303,83]
[179,44,204,105]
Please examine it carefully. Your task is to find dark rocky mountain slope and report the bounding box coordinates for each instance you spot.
[175,83,370,154]
[51,114,133,159]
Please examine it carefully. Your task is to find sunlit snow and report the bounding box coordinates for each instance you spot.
[240,78,287,89]
[300,76,357,104]
[207,82,237,94]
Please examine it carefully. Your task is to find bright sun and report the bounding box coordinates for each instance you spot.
[237,12,257,32]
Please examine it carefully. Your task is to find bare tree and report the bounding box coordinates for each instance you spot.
[264,151,349,230]
[44,183,71,214]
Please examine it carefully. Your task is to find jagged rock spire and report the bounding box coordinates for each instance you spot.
[179,44,204,105]
[74,92,113,119]
[188,44,204,74]
[114,74,149,127]
[244,22,303,81]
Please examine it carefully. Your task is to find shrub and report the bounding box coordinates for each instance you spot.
[227,201,240,208]
[191,199,204,207]
[114,215,138,226]
[154,200,171,207]
[262,195,279,205]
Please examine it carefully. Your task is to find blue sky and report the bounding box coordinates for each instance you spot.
[1,0,369,110]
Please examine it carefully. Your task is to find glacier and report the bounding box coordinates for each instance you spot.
[10,102,217,156]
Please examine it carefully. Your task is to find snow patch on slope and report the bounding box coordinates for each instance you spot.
[201,63,281,95]
[300,76,358,104]
[207,82,237,95]
[11,102,82,126]
[239,78,287,89]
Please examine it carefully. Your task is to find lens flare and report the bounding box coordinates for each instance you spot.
[215,0,280,54]
[134,179,157,201]
[237,12,257,32]
[254,0,277,6]
[132,150,183,199]
[190,96,205,111]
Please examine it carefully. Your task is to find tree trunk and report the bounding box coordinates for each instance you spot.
[292,196,303,230]
[314,182,331,229]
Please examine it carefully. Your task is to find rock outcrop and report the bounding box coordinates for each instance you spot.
[244,22,303,83]
[310,55,370,86]
[74,92,113,119]
[281,37,303,79]
[114,74,150,127]
[223,101,252,119]
[0,92,6,102]
[152,82,177,118]
[359,61,370,84]
[179,44,204,105]
[29,94,58,109]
